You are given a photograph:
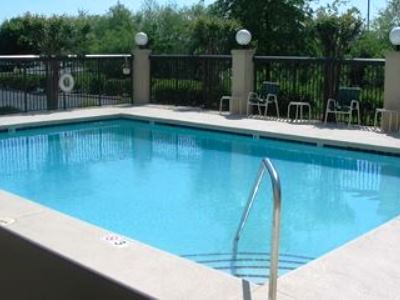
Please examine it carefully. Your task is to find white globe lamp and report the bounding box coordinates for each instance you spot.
[389,27,400,51]
[235,29,252,46]
[135,32,149,48]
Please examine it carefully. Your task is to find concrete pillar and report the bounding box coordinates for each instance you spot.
[231,49,255,115]
[133,49,152,105]
[383,52,400,131]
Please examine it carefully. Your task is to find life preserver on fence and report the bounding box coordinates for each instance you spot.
[59,73,75,93]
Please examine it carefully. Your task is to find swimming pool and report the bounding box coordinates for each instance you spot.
[1,118,399,284]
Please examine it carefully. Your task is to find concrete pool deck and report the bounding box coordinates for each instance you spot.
[1,104,400,299]
[1,104,400,154]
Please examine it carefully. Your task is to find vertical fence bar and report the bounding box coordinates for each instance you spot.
[97,58,102,106]
[23,63,28,113]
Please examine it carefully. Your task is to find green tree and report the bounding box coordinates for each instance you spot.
[350,31,386,58]
[373,0,400,50]
[210,0,313,55]
[0,14,45,54]
[313,2,363,58]
[136,1,199,54]
[88,3,136,53]
[0,14,91,55]
[39,16,91,55]
[190,16,240,54]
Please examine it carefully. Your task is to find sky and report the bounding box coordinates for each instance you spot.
[0,0,389,22]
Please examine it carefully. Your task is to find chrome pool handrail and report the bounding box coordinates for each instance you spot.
[233,158,282,300]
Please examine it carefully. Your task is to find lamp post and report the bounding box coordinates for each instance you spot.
[383,27,400,132]
[389,27,400,51]
[235,29,252,47]
[135,32,149,49]
[133,32,151,104]
[231,29,254,115]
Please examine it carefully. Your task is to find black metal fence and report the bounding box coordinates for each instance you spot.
[150,55,232,110]
[254,56,385,125]
[0,55,133,115]
[0,53,386,126]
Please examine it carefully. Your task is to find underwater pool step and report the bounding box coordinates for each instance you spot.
[181,252,314,261]
[181,252,314,285]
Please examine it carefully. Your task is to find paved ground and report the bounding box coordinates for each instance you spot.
[1,104,400,300]
[2,104,399,154]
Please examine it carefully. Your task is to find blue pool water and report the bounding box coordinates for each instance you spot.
[1,119,400,283]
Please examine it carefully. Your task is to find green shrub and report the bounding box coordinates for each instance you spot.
[72,72,131,96]
[151,78,229,109]
[0,73,46,92]
[0,106,22,115]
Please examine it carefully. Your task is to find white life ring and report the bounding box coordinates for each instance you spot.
[59,73,75,93]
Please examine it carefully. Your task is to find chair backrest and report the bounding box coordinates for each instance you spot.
[260,81,279,99]
[338,87,361,106]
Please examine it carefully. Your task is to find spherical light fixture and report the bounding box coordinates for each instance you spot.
[235,29,252,46]
[135,32,149,47]
[389,27,400,50]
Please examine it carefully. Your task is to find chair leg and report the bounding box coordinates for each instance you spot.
[258,104,262,116]
[357,108,361,125]
[308,105,311,121]
[374,111,379,128]
[219,99,223,114]
[324,111,329,124]
[264,103,269,118]
[247,103,250,117]
[348,112,352,126]
[389,113,393,132]
[287,104,291,120]
[275,100,280,118]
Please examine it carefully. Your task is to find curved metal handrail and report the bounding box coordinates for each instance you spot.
[233,158,282,300]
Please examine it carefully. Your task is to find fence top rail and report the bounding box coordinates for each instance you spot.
[0,55,41,60]
[150,54,232,59]
[343,57,385,64]
[84,54,132,58]
[0,54,132,60]
[254,55,385,64]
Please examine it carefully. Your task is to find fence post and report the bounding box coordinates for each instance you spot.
[45,57,60,111]
[383,51,400,132]
[231,49,255,115]
[133,49,152,105]
[323,58,334,121]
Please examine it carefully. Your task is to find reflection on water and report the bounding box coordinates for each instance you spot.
[1,119,400,282]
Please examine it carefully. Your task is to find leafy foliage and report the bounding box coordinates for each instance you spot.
[0,0,396,57]
[313,2,363,58]
[373,0,400,51]
[210,0,314,55]
[190,16,240,54]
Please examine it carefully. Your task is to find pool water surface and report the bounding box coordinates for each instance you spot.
[1,119,399,283]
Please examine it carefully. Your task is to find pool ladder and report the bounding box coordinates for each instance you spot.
[233,158,282,300]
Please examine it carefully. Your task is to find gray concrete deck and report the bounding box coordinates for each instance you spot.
[1,105,400,300]
[1,104,400,154]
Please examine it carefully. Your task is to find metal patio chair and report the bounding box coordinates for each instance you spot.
[324,87,361,126]
[247,81,280,118]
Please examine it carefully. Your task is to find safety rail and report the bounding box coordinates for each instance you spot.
[233,158,282,300]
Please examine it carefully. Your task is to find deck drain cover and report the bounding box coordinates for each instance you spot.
[0,217,15,226]
[102,234,129,248]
